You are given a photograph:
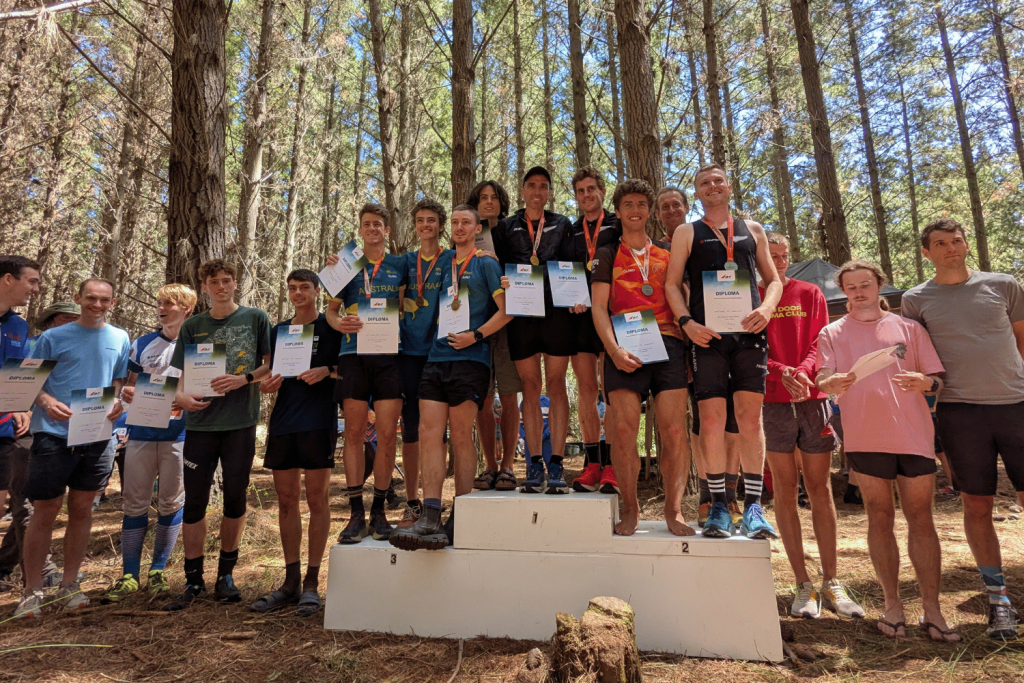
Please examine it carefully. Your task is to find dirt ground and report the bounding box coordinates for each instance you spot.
[1,451,1023,682]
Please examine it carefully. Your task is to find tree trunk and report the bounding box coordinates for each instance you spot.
[760,0,798,259]
[606,13,625,181]
[542,0,554,202]
[683,8,705,168]
[167,0,228,297]
[513,0,525,200]
[615,0,665,195]
[845,0,891,281]
[394,2,415,251]
[451,0,476,206]
[702,0,726,167]
[936,7,988,270]
[992,0,1024,177]
[368,0,401,249]
[567,0,591,167]
[236,0,275,305]
[552,597,643,683]
[790,0,850,265]
[897,71,924,284]
[480,46,488,180]
[719,43,743,210]
[349,54,369,245]
[320,70,338,266]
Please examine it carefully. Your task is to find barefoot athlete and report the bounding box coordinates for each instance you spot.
[590,179,694,537]
[326,203,408,544]
[390,205,510,550]
[816,259,959,643]
[250,270,341,617]
[665,163,782,540]
[165,260,272,611]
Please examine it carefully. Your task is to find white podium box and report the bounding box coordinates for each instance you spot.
[325,494,783,662]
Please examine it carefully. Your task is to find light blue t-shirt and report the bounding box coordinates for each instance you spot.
[401,249,451,356]
[30,322,131,438]
[427,251,504,367]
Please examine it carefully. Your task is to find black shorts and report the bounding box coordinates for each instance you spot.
[690,332,768,401]
[335,354,403,403]
[418,360,491,410]
[575,312,603,355]
[763,400,838,454]
[846,451,937,481]
[936,402,1024,496]
[400,354,429,443]
[604,336,688,401]
[263,427,337,470]
[182,426,257,524]
[27,432,115,501]
[689,382,738,435]
[507,308,577,361]
[0,436,13,490]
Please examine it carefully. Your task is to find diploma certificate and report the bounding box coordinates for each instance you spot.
[0,358,56,412]
[181,343,226,396]
[612,310,669,364]
[67,386,116,447]
[702,270,754,333]
[504,264,545,317]
[475,225,495,253]
[547,261,591,308]
[272,324,314,377]
[357,299,400,354]
[318,241,369,298]
[437,283,471,338]
[126,374,179,429]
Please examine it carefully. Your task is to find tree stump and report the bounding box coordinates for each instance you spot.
[550,596,643,683]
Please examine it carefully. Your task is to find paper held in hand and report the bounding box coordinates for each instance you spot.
[0,358,57,412]
[356,298,400,354]
[848,345,900,383]
[504,264,545,317]
[318,241,369,298]
[181,343,226,396]
[612,310,668,364]
[547,261,591,308]
[702,270,753,333]
[67,386,116,447]
[437,283,471,338]
[273,324,314,377]
[126,373,179,429]
[475,225,495,253]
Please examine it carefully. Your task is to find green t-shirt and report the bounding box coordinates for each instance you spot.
[170,306,272,431]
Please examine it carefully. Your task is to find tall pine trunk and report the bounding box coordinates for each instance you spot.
[567,0,591,167]
[719,43,743,210]
[606,14,625,181]
[702,0,726,166]
[897,71,925,284]
[451,0,476,205]
[513,0,525,201]
[542,0,554,206]
[320,72,338,266]
[683,9,705,168]
[368,0,401,250]
[992,0,1024,177]
[615,0,664,194]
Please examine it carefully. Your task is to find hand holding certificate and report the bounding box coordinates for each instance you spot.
[437,283,471,338]
[356,298,400,354]
[612,310,668,365]
[547,261,591,308]
[273,324,314,377]
[702,270,754,333]
[67,386,117,446]
[318,241,369,297]
[0,358,56,412]
[849,346,900,383]
[181,343,226,396]
[126,374,179,429]
[504,264,545,317]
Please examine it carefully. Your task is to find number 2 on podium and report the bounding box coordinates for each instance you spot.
[680,542,689,554]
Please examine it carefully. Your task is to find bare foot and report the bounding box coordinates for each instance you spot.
[614,509,639,536]
[665,511,696,536]
[877,607,906,639]
[919,614,962,643]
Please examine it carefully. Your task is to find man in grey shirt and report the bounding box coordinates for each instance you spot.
[902,218,1024,641]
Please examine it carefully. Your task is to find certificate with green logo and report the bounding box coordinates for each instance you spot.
[702,270,753,333]
[0,358,56,412]
[505,264,545,317]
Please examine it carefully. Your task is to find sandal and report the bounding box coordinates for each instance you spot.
[876,617,907,639]
[473,470,498,490]
[249,589,299,613]
[494,469,518,491]
[919,617,962,643]
[296,590,322,617]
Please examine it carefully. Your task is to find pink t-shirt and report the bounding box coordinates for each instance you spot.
[817,312,944,458]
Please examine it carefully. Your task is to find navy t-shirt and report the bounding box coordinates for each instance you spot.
[332,252,408,356]
[268,314,342,435]
[427,251,504,367]
[401,249,451,356]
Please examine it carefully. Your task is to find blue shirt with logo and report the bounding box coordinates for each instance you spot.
[0,309,30,439]
[333,252,408,356]
[127,330,186,442]
[427,251,504,367]
[401,249,451,357]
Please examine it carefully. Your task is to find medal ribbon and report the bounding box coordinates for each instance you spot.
[583,210,604,264]
[524,213,545,262]
[622,237,652,287]
[451,250,477,305]
[362,258,384,299]
[703,214,735,264]
[417,249,441,300]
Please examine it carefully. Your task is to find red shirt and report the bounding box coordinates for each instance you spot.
[593,239,682,340]
[758,278,829,403]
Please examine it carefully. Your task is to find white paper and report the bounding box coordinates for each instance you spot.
[0,358,56,412]
[547,261,591,308]
[437,283,471,338]
[181,343,226,396]
[849,346,899,383]
[702,270,754,333]
[504,264,545,317]
[318,241,368,298]
[67,386,116,447]
[356,298,400,354]
[475,225,495,253]
[126,373,179,429]
[612,310,669,364]
[272,324,314,377]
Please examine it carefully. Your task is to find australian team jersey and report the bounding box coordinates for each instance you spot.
[427,251,504,367]
[400,249,452,356]
[333,252,408,356]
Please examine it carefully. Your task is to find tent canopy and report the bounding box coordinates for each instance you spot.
[786,258,904,318]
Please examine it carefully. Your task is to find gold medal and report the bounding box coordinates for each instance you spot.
[530,255,540,266]
[416,296,427,307]
[586,260,593,271]
[451,298,461,311]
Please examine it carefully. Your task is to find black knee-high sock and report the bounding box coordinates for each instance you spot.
[347,484,364,515]
[184,556,205,588]
[707,472,727,506]
[217,549,238,578]
[549,454,563,467]
[600,441,611,467]
[281,561,301,595]
[371,486,388,512]
[584,443,600,466]
[743,473,764,509]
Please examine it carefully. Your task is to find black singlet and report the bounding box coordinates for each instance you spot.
[684,217,762,326]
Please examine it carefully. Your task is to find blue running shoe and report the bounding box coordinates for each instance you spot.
[702,501,734,538]
[545,461,569,494]
[741,503,779,539]
[520,461,546,493]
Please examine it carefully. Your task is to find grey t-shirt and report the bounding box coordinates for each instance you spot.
[901,270,1024,404]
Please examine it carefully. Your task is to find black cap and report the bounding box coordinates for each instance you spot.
[522,165,552,186]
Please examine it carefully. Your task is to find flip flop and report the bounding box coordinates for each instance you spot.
[877,617,907,639]
[919,617,962,643]
[473,470,498,490]
[249,589,299,613]
[296,591,322,617]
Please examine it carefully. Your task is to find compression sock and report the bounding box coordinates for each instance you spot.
[707,473,727,506]
[151,508,183,572]
[743,473,764,509]
[531,454,544,465]
[979,565,1012,605]
[584,443,600,466]
[725,473,739,504]
[120,513,149,578]
[347,484,365,516]
[698,478,712,506]
[302,565,320,593]
[600,441,611,467]
[371,487,389,512]
[281,561,301,596]
[217,549,238,578]
[184,556,205,588]
[549,454,563,467]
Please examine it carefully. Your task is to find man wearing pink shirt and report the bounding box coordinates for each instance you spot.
[816,259,958,643]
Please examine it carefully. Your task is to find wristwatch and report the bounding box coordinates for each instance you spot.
[245,372,255,384]
[929,377,939,393]
[473,329,484,343]
[678,315,693,328]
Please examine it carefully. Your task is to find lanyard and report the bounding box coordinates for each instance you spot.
[416,249,441,303]
[622,237,653,293]
[583,210,604,267]
[525,213,545,263]
[703,215,735,264]
[450,250,476,309]
[362,258,384,299]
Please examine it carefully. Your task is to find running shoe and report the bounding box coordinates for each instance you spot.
[741,503,779,540]
[163,583,204,611]
[369,509,393,540]
[598,465,620,494]
[147,569,171,595]
[442,512,455,547]
[338,514,368,544]
[214,574,242,602]
[572,463,602,492]
[385,487,407,510]
[697,501,711,528]
[56,581,90,612]
[13,589,45,619]
[791,582,821,619]
[520,461,546,493]
[545,461,569,494]
[986,603,1020,640]
[101,574,139,604]
[389,506,448,551]
[396,502,422,529]
[821,578,865,618]
[702,501,734,538]
[727,500,743,525]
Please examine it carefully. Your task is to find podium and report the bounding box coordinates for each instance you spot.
[324,491,783,661]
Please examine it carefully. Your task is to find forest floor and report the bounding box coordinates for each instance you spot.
[1,450,1023,682]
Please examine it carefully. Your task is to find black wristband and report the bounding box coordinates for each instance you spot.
[678,315,692,328]
[929,377,939,393]
[245,372,255,384]
[473,329,484,343]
